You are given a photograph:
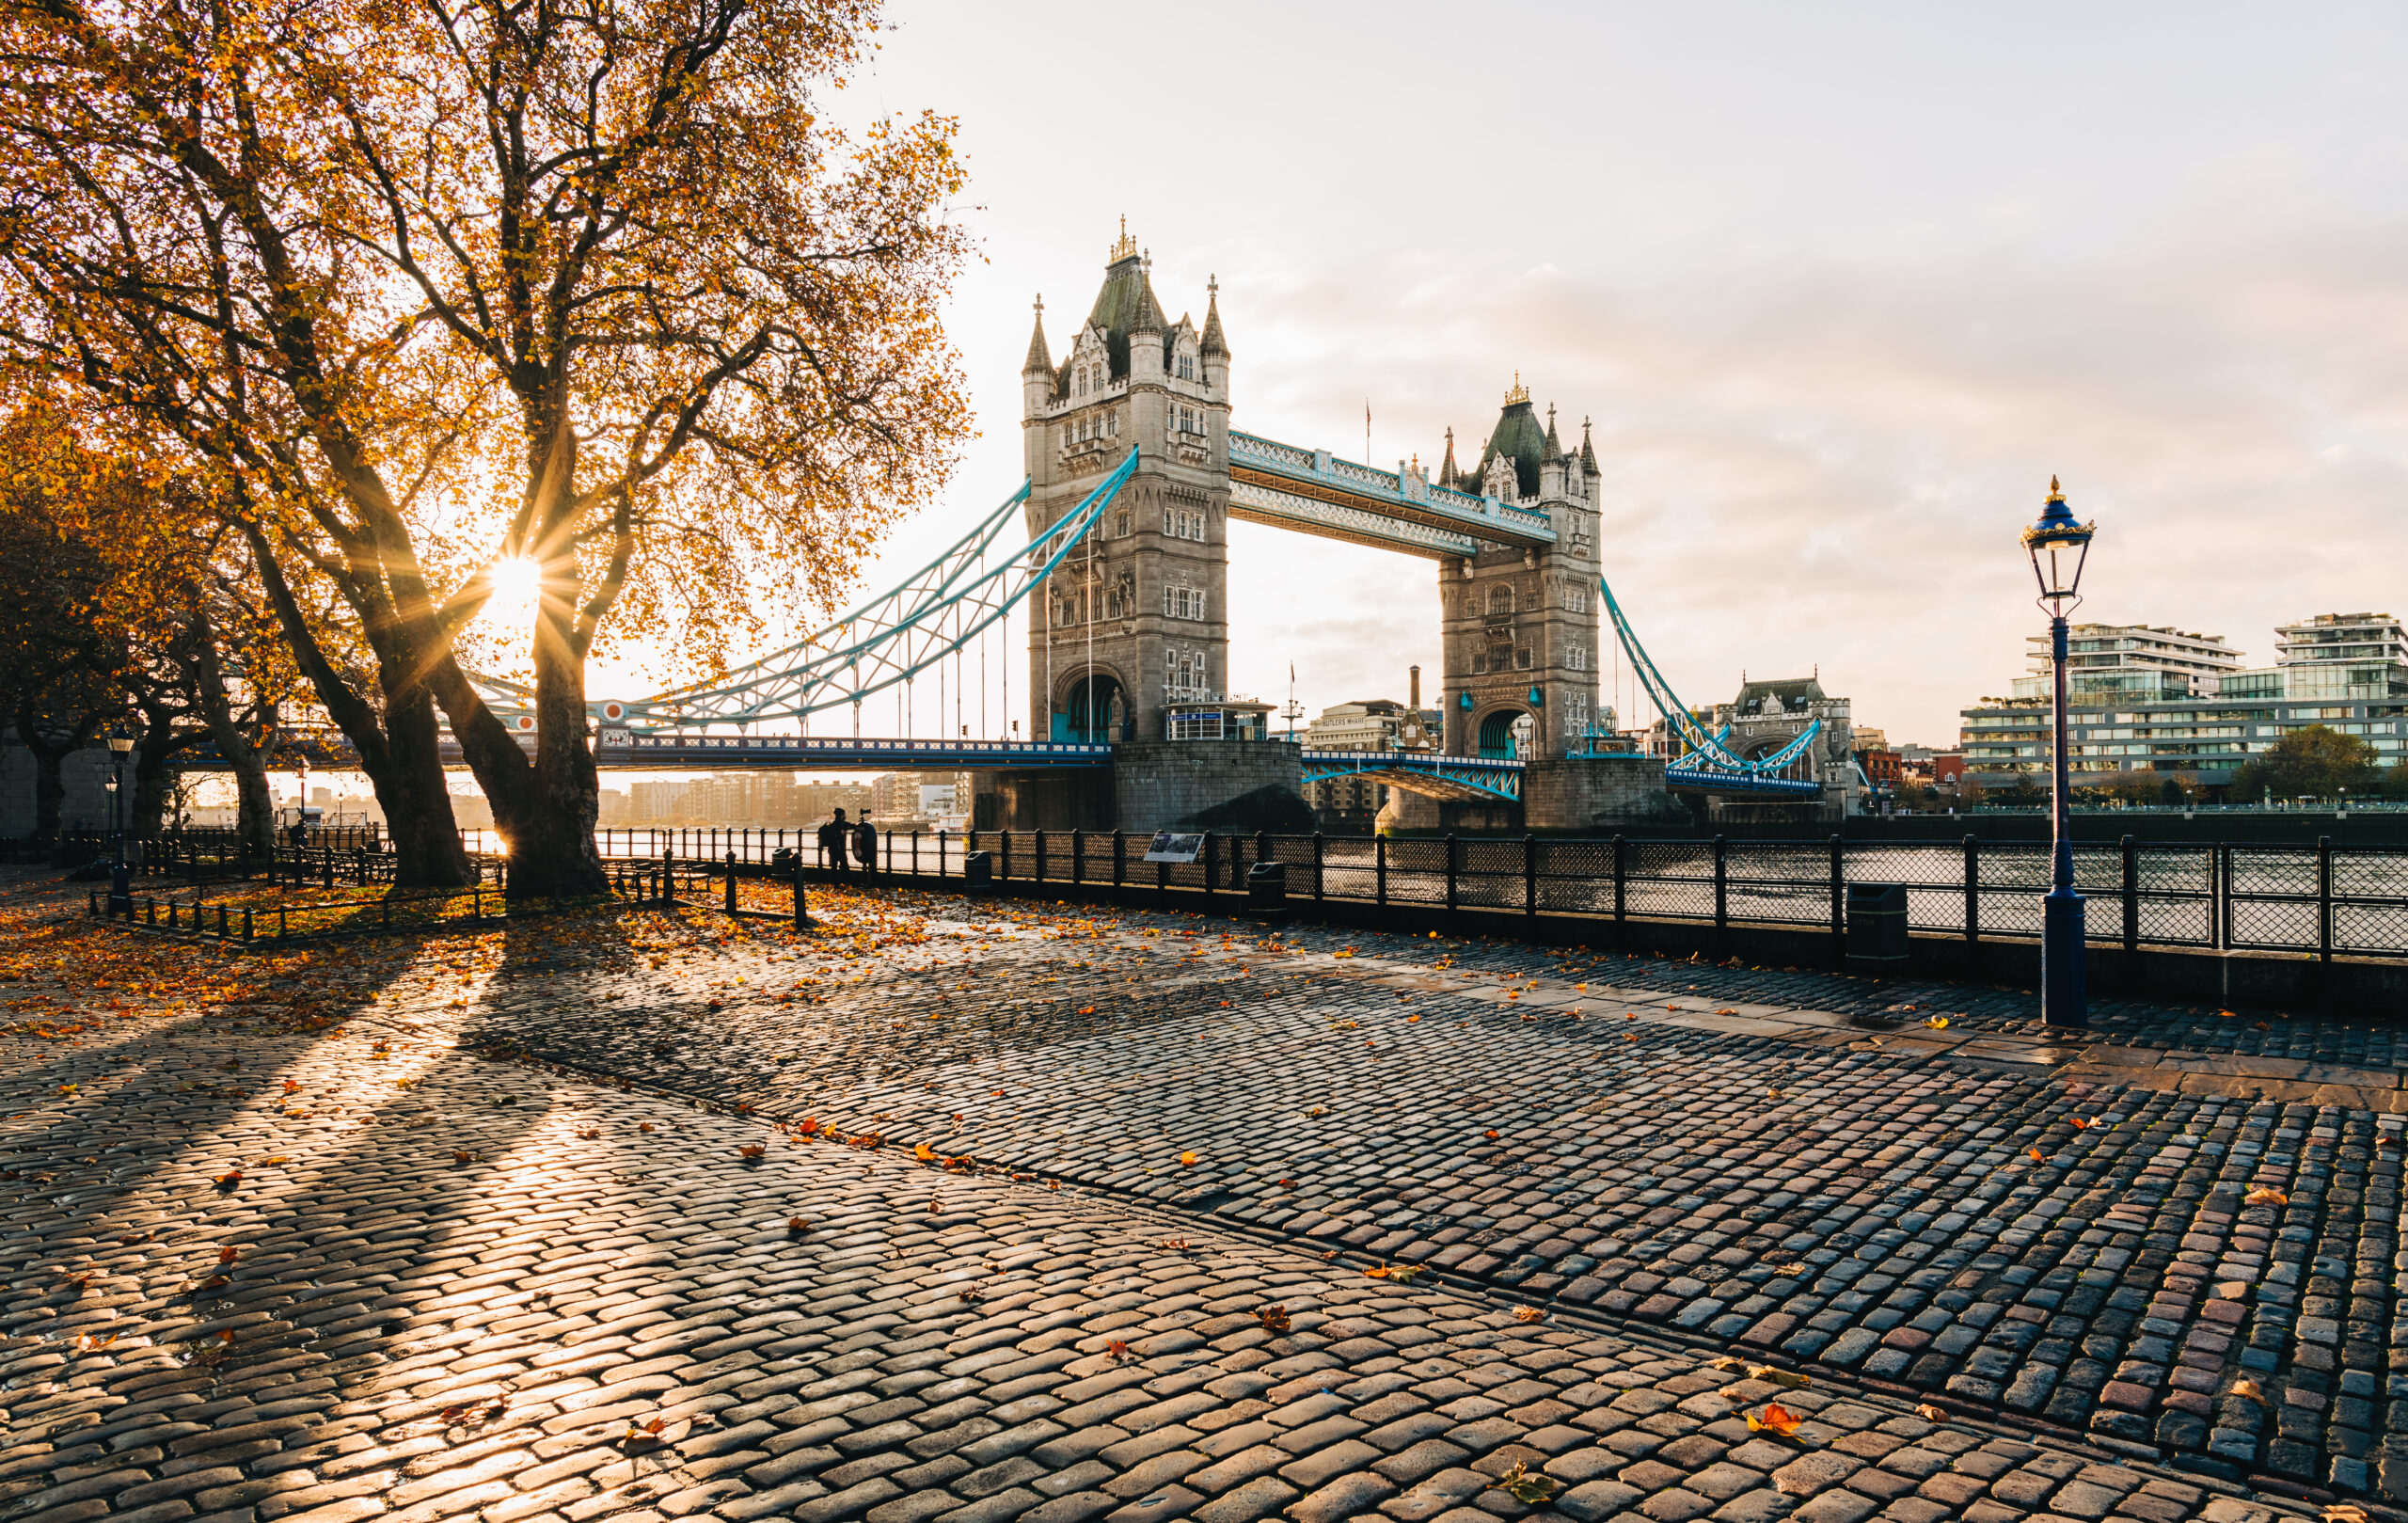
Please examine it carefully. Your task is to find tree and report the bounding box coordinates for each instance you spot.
[0,416,126,845]
[1970,769,2046,808]
[2229,725,2381,802]
[0,396,295,854]
[0,0,970,895]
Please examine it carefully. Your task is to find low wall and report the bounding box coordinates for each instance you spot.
[1523,754,1690,832]
[1109,740,1314,833]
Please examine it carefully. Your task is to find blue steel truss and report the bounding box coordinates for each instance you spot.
[1300,750,1523,803]
[468,451,1142,732]
[1596,575,1825,798]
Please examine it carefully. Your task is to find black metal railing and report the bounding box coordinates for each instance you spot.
[69,822,2408,962]
[768,827,2408,962]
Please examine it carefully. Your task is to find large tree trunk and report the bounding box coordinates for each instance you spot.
[13,706,101,850]
[243,524,475,888]
[130,742,172,843]
[507,624,610,900]
[185,609,277,860]
[372,683,476,889]
[32,748,67,847]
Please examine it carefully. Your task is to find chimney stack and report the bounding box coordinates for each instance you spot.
[1409,664,1421,711]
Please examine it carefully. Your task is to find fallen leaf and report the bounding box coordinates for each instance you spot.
[2027,1148,2048,1164]
[214,1169,242,1189]
[914,1142,937,1162]
[1365,1262,1392,1279]
[1487,1461,1558,1504]
[1916,1404,1947,1421]
[1747,1402,1803,1437]
[2244,1185,2288,1206]
[639,1122,654,1134]
[1483,1129,1500,1140]
[1105,1338,1133,1362]
[2231,1378,2263,1402]
[2324,1505,2371,1523]
[1514,1306,1545,1324]
[786,1216,810,1232]
[1258,1304,1291,1332]
[1772,1262,1807,1277]
[1924,1016,1949,1029]
[2069,1117,2091,1130]
[738,1144,765,1160]
[1749,1363,1811,1389]
[1178,1150,1198,1167]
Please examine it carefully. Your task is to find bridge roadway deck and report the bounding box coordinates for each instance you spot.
[1,868,2387,1523]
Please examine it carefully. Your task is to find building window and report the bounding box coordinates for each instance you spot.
[1488,585,1514,615]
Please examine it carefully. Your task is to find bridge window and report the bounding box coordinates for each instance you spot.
[1488,585,1514,615]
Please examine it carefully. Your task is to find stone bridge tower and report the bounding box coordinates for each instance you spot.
[1436,378,1605,761]
[1021,225,1230,744]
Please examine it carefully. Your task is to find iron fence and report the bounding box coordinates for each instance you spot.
[762,828,2408,961]
[67,820,2408,961]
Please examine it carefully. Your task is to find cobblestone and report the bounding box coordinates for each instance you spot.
[0,873,2392,1523]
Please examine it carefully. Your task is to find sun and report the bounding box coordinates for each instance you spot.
[490,556,542,604]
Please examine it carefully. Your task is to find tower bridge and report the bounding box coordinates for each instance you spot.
[187,227,1851,833]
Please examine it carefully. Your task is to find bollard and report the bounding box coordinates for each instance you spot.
[726,850,738,914]
[793,841,812,929]
[243,907,253,942]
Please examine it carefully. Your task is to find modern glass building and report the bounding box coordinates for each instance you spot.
[1961,612,2408,790]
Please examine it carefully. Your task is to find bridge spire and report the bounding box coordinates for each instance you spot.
[1581,416,1597,471]
[1437,426,1459,488]
[1201,275,1228,358]
[1544,403,1561,458]
[1022,294,1051,374]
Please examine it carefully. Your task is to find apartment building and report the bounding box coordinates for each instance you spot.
[1962,612,2408,787]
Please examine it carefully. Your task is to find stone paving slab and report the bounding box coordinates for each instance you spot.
[0,975,2350,1523]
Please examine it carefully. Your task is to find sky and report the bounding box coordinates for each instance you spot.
[575,1,2408,756]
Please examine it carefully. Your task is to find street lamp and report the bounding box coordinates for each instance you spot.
[2022,476,2095,1028]
[105,722,135,914]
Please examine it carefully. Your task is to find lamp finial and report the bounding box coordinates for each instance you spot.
[2047,474,2064,503]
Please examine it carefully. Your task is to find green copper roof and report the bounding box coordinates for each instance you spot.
[1083,255,1168,379]
[1478,399,1547,499]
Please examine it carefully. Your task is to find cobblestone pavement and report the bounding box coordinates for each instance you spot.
[3,871,2403,1523]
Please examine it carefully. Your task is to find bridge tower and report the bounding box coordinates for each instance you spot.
[1435,379,1605,762]
[1021,225,1230,745]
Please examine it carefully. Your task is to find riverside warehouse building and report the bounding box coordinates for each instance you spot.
[1959,612,2408,794]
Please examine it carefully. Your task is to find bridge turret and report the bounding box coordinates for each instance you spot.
[1022,229,1232,750]
[1441,379,1604,764]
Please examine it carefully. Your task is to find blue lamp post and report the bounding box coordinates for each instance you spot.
[105,722,135,915]
[2021,477,2095,1028]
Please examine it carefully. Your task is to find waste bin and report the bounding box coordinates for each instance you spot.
[961,850,993,896]
[1846,882,1909,965]
[1245,859,1289,923]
